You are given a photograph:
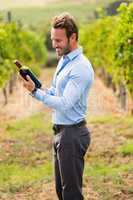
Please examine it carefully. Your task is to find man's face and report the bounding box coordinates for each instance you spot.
[51,28,71,58]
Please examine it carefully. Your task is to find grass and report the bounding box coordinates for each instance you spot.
[87,115,118,124]
[85,161,133,177]
[117,141,133,156]
[85,114,133,200]
[5,112,52,140]
[84,156,133,199]
[0,162,52,193]
[0,112,53,195]
[84,162,133,199]
[88,114,133,139]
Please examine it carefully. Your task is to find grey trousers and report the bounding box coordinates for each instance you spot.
[53,123,90,200]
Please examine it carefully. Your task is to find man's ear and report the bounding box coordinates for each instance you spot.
[71,33,76,41]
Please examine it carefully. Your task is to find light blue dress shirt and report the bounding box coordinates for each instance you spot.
[32,47,94,125]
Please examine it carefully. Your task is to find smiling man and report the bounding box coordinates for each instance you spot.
[21,13,94,200]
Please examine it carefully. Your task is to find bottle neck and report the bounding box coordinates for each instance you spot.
[14,60,22,69]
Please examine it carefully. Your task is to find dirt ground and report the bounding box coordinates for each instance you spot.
[0,69,132,200]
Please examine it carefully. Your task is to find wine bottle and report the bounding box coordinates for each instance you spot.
[14,60,42,88]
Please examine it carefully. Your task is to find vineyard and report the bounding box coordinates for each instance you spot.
[80,2,133,111]
[0,21,47,104]
[0,1,133,200]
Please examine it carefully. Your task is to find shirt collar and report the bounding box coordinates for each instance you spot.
[63,46,83,61]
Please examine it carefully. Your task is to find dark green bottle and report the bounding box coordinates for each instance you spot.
[14,60,42,88]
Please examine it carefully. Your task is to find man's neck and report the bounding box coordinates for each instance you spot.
[70,44,78,52]
[64,45,78,56]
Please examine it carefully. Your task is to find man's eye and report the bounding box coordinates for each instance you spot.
[56,40,61,43]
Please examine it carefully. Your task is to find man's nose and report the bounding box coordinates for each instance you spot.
[54,44,59,49]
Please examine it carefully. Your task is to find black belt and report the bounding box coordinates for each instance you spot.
[53,120,86,135]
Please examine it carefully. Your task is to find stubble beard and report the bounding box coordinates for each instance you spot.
[56,40,71,59]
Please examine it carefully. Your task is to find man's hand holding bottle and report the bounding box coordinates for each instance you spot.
[20,75,36,93]
[14,60,42,93]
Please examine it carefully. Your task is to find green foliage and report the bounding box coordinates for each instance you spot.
[117,141,133,155]
[80,2,133,98]
[114,2,133,96]
[0,23,47,88]
[0,162,52,193]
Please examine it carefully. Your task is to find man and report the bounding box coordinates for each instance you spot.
[22,13,94,200]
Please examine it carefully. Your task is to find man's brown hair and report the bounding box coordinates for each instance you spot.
[52,12,78,41]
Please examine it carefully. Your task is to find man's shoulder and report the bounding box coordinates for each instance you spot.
[73,54,93,73]
[79,53,92,65]
[70,58,94,81]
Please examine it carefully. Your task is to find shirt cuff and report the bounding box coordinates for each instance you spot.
[29,88,47,101]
